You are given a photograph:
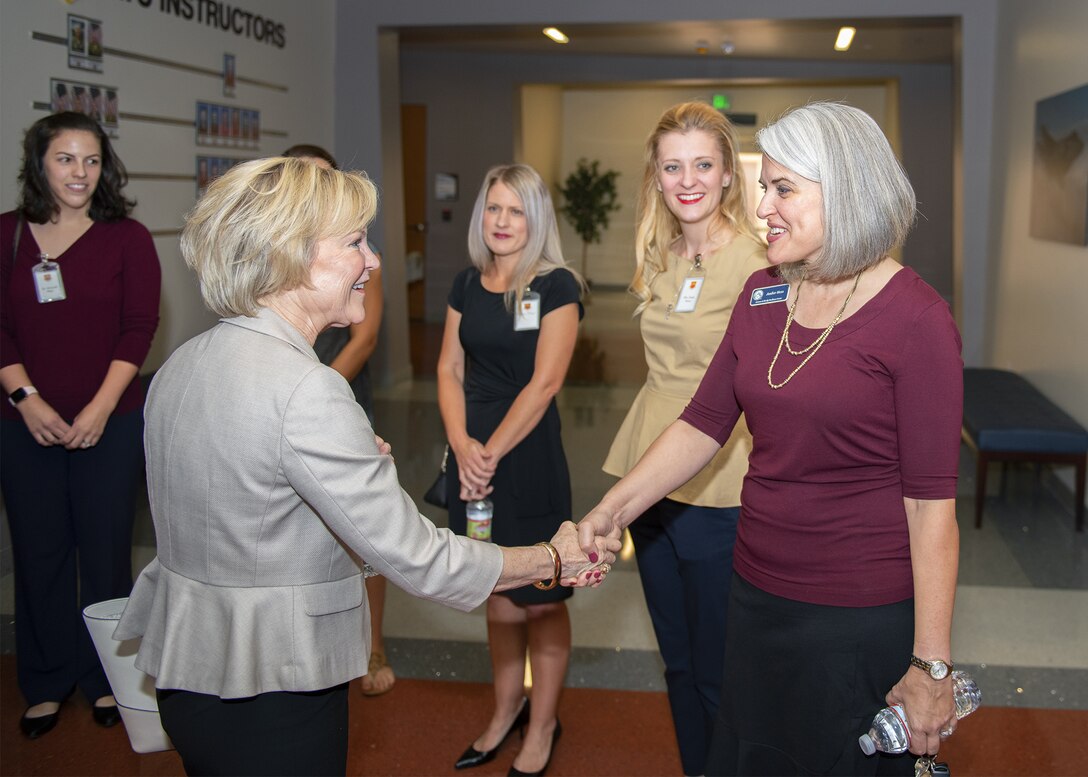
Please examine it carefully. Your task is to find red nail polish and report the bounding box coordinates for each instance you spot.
[589,552,599,563]
[594,571,601,579]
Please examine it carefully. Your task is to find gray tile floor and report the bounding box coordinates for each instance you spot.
[2,290,1085,713]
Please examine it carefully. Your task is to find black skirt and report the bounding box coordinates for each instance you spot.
[705,574,916,777]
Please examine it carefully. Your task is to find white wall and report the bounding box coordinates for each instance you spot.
[989,0,1088,433]
[0,0,336,371]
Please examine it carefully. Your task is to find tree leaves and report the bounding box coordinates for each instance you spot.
[558,158,621,246]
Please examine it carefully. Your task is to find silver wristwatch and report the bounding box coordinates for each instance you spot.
[910,654,953,680]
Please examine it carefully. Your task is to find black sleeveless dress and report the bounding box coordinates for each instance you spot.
[446,267,582,604]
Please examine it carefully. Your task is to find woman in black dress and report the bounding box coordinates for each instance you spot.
[438,164,585,777]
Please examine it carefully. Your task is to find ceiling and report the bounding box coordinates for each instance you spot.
[397,17,956,64]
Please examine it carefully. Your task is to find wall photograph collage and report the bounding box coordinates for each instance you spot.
[45,11,272,200]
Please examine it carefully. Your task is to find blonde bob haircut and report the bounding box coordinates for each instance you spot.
[181,156,378,317]
[467,163,584,312]
[756,102,916,283]
[631,101,763,313]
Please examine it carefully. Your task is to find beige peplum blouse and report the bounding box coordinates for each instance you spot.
[603,236,768,507]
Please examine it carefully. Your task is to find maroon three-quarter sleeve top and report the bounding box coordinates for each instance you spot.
[680,267,963,607]
[1,211,162,421]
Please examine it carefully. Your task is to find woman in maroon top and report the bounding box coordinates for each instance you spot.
[579,103,962,776]
[0,112,161,739]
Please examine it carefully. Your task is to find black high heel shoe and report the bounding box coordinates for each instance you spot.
[455,698,531,770]
[507,719,561,777]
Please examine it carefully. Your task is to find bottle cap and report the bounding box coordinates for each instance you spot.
[858,734,876,756]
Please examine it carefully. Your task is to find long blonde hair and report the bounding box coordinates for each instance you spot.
[467,164,585,311]
[631,102,762,313]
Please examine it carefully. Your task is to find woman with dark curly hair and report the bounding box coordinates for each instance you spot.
[0,111,161,739]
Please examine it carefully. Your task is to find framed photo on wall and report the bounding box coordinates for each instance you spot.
[435,173,458,201]
[223,53,236,98]
[68,14,103,73]
[1030,83,1088,246]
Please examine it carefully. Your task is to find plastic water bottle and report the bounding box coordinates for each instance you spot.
[465,498,493,542]
[859,670,982,755]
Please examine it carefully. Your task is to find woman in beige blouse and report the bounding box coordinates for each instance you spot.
[602,102,766,777]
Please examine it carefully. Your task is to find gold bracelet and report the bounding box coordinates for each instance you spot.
[533,542,560,590]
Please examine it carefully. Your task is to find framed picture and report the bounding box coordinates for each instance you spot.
[223,53,236,98]
[68,14,103,73]
[1030,83,1088,246]
[435,172,459,201]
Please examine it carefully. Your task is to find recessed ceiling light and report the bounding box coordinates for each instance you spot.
[695,39,709,55]
[834,26,856,51]
[721,41,736,55]
[542,27,569,44]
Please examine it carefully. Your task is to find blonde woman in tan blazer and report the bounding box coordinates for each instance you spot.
[601,103,766,777]
[115,158,617,777]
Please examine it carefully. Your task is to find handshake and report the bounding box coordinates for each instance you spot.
[542,509,624,589]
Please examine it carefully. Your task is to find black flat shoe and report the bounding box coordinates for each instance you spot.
[454,697,531,769]
[92,704,121,728]
[507,719,561,777]
[20,709,59,739]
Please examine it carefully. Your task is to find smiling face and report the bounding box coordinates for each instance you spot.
[756,155,825,268]
[43,129,101,216]
[304,230,380,330]
[655,129,732,228]
[482,181,529,263]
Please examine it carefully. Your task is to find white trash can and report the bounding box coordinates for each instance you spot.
[82,598,174,753]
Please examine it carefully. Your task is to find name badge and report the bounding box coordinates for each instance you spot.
[33,255,67,303]
[514,291,541,331]
[673,276,705,313]
[750,283,789,306]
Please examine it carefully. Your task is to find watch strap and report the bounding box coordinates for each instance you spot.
[8,386,38,406]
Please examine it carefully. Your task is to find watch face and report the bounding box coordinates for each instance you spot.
[930,660,950,680]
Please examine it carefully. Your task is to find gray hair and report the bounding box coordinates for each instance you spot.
[756,102,916,282]
[467,164,584,310]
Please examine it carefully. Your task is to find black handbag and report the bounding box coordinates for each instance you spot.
[422,444,449,509]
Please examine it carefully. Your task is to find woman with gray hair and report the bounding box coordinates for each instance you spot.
[115,157,615,776]
[438,164,585,776]
[579,102,962,776]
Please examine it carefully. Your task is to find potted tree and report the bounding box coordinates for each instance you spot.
[557,158,620,283]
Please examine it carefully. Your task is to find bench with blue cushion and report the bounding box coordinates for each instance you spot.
[962,368,1087,531]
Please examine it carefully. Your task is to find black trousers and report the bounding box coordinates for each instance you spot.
[0,411,143,705]
[157,684,349,777]
[629,499,738,776]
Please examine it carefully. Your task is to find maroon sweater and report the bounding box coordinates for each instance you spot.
[680,267,962,607]
[1,211,161,422]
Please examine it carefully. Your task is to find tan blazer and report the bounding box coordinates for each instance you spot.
[116,308,502,699]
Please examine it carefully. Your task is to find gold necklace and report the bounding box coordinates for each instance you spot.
[766,271,862,390]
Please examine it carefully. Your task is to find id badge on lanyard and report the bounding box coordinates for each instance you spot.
[32,253,67,303]
[514,290,541,331]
